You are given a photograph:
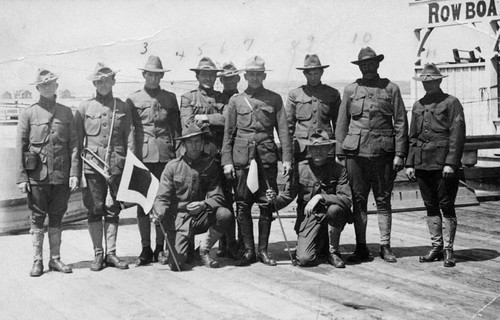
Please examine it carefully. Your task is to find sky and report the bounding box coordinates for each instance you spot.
[0,0,419,95]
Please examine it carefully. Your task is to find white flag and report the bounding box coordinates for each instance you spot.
[246,159,259,193]
[116,149,159,214]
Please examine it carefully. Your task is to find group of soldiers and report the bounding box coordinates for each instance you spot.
[16,46,466,277]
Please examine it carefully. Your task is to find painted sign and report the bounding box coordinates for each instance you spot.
[411,0,500,27]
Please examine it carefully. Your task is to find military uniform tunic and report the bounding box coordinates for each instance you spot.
[75,93,133,222]
[16,96,79,229]
[286,83,341,153]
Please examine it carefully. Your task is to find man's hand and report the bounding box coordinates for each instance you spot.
[80,175,87,188]
[151,209,164,225]
[69,177,79,191]
[194,114,209,122]
[336,156,346,166]
[442,165,455,179]
[187,201,207,217]
[266,188,277,202]
[393,155,404,172]
[405,167,416,182]
[17,182,30,194]
[282,161,292,177]
[304,194,323,217]
[224,164,236,180]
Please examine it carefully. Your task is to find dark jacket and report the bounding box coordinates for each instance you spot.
[16,96,79,185]
[406,90,466,170]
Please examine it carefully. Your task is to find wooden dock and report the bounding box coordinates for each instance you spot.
[0,200,498,320]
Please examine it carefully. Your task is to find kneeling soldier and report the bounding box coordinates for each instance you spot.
[153,125,232,271]
[270,130,352,267]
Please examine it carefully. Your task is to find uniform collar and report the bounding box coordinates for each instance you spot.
[356,75,390,89]
[96,91,114,105]
[38,95,56,109]
[420,89,448,105]
[199,86,215,96]
[223,88,238,97]
[245,86,265,96]
[144,86,161,97]
[183,154,204,166]
[304,82,323,94]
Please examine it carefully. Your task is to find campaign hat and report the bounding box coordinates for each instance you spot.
[218,61,241,78]
[30,68,58,85]
[139,55,170,73]
[413,63,448,81]
[306,129,336,146]
[189,57,223,72]
[175,124,208,141]
[351,47,385,65]
[296,54,329,70]
[244,55,271,72]
[87,62,120,81]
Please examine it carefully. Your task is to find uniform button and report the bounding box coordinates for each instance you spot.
[369,95,373,98]
[103,123,107,127]
[313,98,317,102]
[425,119,428,122]
[426,140,430,143]
[313,110,317,113]
[425,129,428,133]
[313,121,317,124]
[103,113,107,116]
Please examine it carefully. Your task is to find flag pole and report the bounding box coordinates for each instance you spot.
[157,221,182,272]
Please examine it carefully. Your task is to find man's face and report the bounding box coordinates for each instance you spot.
[304,69,324,87]
[93,76,115,96]
[36,80,58,99]
[196,70,217,89]
[422,79,442,95]
[184,135,204,159]
[358,60,379,79]
[244,71,266,89]
[309,145,330,166]
[220,75,240,91]
[143,71,163,89]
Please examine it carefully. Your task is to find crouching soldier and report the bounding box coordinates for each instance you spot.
[268,130,352,267]
[152,125,233,271]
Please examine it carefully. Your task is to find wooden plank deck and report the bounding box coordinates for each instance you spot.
[0,201,499,320]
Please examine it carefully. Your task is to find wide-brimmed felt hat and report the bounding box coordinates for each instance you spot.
[30,68,58,85]
[351,47,385,65]
[87,62,120,81]
[190,57,223,72]
[306,129,336,146]
[413,63,448,82]
[296,54,329,70]
[139,55,170,73]
[175,124,208,141]
[218,61,241,78]
[244,55,271,72]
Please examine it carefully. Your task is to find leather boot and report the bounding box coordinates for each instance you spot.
[48,227,61,261]
[88,221,104,256]
[235,204,256,267]
[347,243,372,263]
[90,252,105,271]
[444,249,456,267]
[199,227,222,268]
[420,215,444,262]
[106,254,129,269]
[136,246,154,266]
[443,217,457,267]
[30,260,43,277]
[420,246,444,262]
[49,258,72,273]
[185,238,196,264]
[30,229,44,277]
[257,214,276,266]
[327,252,345,268]
[216,234,227,257]
[379,244,397,263]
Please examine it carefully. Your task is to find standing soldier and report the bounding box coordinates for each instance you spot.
[222,55,293,266]
[152,125,233,271]
[216,61,241,258]
[286,54,341,161]
[127,55,181,266]
[75,63,133,271]
[180,57,224,156]
[16,69,79,277]
[406,64,465,268]
[335,47,408,263]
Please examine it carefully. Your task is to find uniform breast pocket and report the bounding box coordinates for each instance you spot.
[29,119,50,144]
[174,176,188,196]
[236,106,252,128]
[84,112,102,136]
[259,106,275,127]
[296,104,313,121]
[432,104,448,132]
[350,95,365,118]
[53,119,70,143]
[377,93,393,116]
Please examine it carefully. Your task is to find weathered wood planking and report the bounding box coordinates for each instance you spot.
[0,202,498,320]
